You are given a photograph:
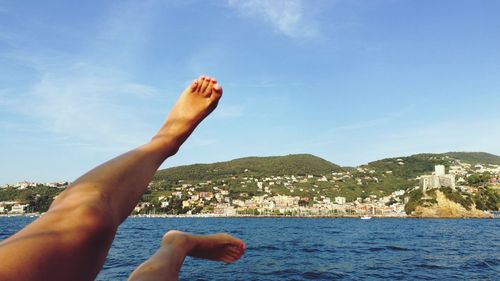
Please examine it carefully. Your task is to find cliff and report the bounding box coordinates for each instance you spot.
[411,191,492,218]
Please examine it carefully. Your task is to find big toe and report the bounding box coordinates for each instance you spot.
[209,83,223,101]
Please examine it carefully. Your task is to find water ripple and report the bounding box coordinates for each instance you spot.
[2,217,499,280]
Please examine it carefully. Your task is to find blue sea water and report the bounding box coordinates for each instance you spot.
[1,217,499,280]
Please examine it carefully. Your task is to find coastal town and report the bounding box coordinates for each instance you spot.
[136,160,500,217]
[2,154,500,218]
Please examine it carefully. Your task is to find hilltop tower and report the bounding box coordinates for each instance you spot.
[434,165,445,176]
[420,165,456,193]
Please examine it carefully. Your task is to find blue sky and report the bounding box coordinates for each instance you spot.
[1,0,500,184]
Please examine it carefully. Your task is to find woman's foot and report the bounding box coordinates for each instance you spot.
[152,75,222,151]
[162,230,246,264]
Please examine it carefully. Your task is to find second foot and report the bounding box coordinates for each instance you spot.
[162,230,246,264]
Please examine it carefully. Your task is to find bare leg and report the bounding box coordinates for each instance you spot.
[128,231,246,281]
[0,76,222,281]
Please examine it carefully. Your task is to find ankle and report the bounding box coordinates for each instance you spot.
[161,231,196,253]
[149,134,181,157]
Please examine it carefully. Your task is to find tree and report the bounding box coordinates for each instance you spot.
[467,172,491,187]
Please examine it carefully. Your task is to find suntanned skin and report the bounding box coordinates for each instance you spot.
[128,231,246,281]
[0,76,244,281]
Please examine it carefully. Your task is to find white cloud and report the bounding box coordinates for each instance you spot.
[23,63,159,149]
[227,0,319,39]
[1,50,160,151]
[0,2,165,151]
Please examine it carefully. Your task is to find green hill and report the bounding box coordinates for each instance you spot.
[154,154,343,182]
[364,152,500,180]
[443,152,500,165]
[363,153,453,180]
[151,151,499,202]
[2,151,498,215]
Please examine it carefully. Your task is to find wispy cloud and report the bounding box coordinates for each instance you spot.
[227,0,319,39]
[0,1,163,151]
[23,62,159,150]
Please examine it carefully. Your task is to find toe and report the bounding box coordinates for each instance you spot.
[210,83,223,99]
[213,83,222,92]
[190,79,199,91]
[227,245,244,259]
[202,77,214,97]
[199,76,211,95]
[227,251,240,261]
[227,245,241,254]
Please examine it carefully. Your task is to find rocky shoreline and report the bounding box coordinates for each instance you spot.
[411,191,493,218]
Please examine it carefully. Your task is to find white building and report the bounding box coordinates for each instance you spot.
[449,165,466,175]
[214,204,236,216]
[335,196,346,205]
[420,165,455,192]
[392,190,405,197]
[10,204,29,214]
[182,201,191,208]
[435,165,445,176]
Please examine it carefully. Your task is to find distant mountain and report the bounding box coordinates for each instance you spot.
[363,152,500,180]
[154,154,343,182]
[443,152,500,166]
[2,151,498,215]
[363,153,451,180]
[153,151,500,191]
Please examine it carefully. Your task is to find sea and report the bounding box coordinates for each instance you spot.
[1,217,499,280]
